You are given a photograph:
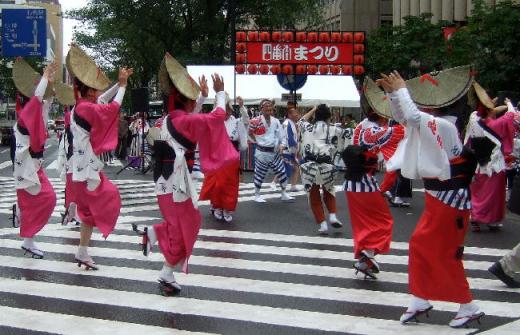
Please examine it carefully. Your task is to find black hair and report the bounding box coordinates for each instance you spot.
[74,77,93,98]
[315,104,331,122]
[438,95,471,136]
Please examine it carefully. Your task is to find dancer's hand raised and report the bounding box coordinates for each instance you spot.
[118,67,134,87]
[376,71,406,93]
[199,75,209,98]
[212,73,224,92]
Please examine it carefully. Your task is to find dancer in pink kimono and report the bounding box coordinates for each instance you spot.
[134,53,238,295]
[12,59,57,259]
[66,44,133,269]
[467,83,518,232]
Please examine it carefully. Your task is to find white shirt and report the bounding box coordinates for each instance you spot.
[225,115,248,151]
[249,115,285,148]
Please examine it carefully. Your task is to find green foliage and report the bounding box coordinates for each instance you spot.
[366,14,449,80]
[448,0,520,93]
[366,0,520,93]
[67,0,324,98]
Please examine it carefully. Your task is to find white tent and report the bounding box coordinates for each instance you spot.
[187,65,360,108]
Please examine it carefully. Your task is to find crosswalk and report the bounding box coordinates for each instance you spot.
[0,177,518,334]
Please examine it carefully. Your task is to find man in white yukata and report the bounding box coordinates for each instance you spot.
[249,99,293,202]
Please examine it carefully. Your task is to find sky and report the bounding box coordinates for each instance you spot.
[60,0,88,57]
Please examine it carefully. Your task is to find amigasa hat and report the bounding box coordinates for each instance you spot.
[363,76,392,119]
[66,44,111,91]
[12,57,53,99]
[406,65,474,109]
[158,52,200,100]
[54,81,76,106]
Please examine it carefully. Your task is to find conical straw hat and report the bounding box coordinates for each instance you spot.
[66,44,111,91]
[407,65,473,108]
[363,76,392,119]
[473,82,495,109]
[54,81,76,106]
[12,58,53,99]
[158,52,200,99]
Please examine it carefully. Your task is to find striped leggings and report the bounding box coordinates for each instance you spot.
[254,151,288,190]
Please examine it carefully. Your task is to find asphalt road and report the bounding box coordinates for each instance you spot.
[0,136,519,335]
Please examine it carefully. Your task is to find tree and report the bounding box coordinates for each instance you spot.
[448,0,520,94]
[366,14,449,80]
[68,0,324,96]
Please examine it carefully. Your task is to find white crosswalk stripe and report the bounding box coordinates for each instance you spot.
[0,218,518,334]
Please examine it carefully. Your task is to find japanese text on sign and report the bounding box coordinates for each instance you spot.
[246,43,353,65]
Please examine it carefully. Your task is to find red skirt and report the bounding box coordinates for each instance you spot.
[409,193,472,303]
[65,173,76,209]
[154,194,201,273]
[71,172,121,238]
[199,160,240,211]
[346,191,393,258]
[17,168,56,238]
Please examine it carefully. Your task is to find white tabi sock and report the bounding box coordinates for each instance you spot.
[76,246,89,259]
[255,188,261,196]
[159,264,176,282]
[22,238,36,249]
[362,249,375,259]
[329,213,338,222]
[147,227,157,246]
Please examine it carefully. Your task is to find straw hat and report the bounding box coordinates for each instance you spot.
[54,81,76,106]
[363,76,392,119]
[12,58,53,99]
[158,52,200,99]
[473,82,495,109]
[406,65,474,108]
[66,44,111,91]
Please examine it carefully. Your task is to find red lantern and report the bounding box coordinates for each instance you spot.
[248,64,258,74]
[236,31,246,42]
[235,64,245,74]
[354,32,365,43]
[330,65,340,75]
[354,44,365,54]
[296,32,307,42]
[236,53,246,64]
[307,32,318,42]
[259,64,270,74]
[236,43,246,53]
[295,65,306,74]
[259,31,270,41]
[272,31,282,42]
[319,65,329,75]
[342,65,353,75]
[331,32,342,43]
[271,65,281,74]
[354,55,365,65]
[282,65,294,74]
[342,32,353,43]
[307,65,318,74]
[319,32,330,42]
[354,65,365,75]
[247,31,258,41]
[283,31,294,42]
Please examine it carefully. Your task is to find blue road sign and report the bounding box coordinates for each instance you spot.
[2,8,47,57]
[277,74,307,91]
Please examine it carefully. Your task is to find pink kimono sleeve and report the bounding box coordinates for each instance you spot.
[76,101,121,155]
[175,107,239,172]
[18,96,47,153]
[487,112,515,155]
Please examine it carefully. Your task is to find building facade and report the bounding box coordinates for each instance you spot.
[318,0,393,32]
[393,0,520,25]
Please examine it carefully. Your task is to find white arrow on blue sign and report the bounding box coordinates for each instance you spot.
[1,8,47,57]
